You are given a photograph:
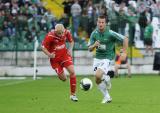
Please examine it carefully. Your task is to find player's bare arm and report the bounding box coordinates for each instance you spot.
[41,46,55,58]
[122,36,128,53]
[68,41,74,56]
[88,40,100,52]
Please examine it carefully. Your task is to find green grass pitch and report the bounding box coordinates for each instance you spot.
[0,75,160,113]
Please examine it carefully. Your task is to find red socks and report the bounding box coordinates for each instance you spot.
[70,75,76,95]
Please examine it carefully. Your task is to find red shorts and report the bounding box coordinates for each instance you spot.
[50,54,73,75]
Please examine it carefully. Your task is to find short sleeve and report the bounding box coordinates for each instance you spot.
[66,30,73,42]
[109,30,125,42]
[41,34,51,50]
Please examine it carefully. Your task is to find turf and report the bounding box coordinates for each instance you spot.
[0,75,160,113]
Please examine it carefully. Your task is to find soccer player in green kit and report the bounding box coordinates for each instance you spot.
[88,15,128,104]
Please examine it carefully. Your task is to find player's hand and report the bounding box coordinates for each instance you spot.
[67,49,72,56]
[120,49,127,61]
[94,40,100,48]
[48,52,55,58]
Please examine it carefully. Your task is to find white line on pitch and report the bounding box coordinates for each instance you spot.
[0,79,34,87]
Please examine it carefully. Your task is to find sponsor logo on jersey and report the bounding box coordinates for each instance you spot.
[55,44,65,50]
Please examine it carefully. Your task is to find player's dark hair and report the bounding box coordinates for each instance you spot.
[98,15,108,23]
[98,15,106,20]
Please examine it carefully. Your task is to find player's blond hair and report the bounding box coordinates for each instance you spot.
[55,24,65,35]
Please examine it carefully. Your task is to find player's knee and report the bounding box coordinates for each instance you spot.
[69,71,75,77]
[59,76,67,81]
[62,78,67,81]
[95,77,101,84]
[58,73,67,81]
[95,74,102,84]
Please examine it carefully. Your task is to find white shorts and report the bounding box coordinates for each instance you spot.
[93,58,111,75]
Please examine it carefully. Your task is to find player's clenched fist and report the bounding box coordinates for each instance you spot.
[48,52,55,58]
[120,49,127,61]
[94,40,100,48]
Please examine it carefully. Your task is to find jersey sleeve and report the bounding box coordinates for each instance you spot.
[109,30,125,42]
[41,34,51,50]
[88,32,96,46]
[66,30,73,42]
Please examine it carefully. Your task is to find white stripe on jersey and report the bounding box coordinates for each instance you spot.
[109,30,125,41]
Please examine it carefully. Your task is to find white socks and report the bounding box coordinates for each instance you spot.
[102,74,110,83]
[98,81,111,98]
[98,74,111,97]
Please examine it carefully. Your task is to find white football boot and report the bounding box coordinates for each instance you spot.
[70,95,78,102]
[101,75,112,104]
[101,93,112,104]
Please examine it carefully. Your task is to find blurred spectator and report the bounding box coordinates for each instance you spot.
[115,49,131,78]
[44,9,55,22]
[27,16,38,32]
[126,8,138,45]
[0,10,5,28]
[0,27,4,40]
[28,3,38,16]
[118,6,127,35]
[108,1,119,32]
[17,12,28,33]
[2,21,12,37]
[144,20,154,55]
[78,0,88,8]
[39,15,48,31]
[71,0,82,38]
[87,0,94,18]
[151,0,160,22]
[37,2,46,15]
[59,13,70,28]
[25,26,38,42]
[80,8,89,35]
[99,3,108,17]
[119,10,127,35]
[138,11,148,41]
[62,0,74,17]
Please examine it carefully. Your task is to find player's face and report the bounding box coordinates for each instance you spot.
[55,30,64,37]
[97,18,106,32]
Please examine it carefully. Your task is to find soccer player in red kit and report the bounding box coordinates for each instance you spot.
[41,24,78,102]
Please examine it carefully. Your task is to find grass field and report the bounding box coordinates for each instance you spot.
[0,75,160,113]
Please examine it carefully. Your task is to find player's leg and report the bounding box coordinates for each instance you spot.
[65,65,78,101]
[97,72,112,103]
[93,62,106,97]
[62,56,78,101]
[50,60,67,81]
[95,68,104,84]
[94,59,112,103]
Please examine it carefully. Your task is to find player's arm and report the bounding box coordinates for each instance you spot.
[68,40,74,56]
[41,35,55,58]
[66,30,74,56]
[88,32,100,52]
[109,30,128,53]
[88,40,100,52]
[122,36,128,53]
[41,46,55,58]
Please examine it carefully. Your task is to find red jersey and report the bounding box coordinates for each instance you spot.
[42,29,73,58]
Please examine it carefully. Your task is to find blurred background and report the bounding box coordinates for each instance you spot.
[0,0,160,76]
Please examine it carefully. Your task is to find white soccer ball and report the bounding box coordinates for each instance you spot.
[80,78,93,91]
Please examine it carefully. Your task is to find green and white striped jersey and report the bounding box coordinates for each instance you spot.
[88,26,125,60]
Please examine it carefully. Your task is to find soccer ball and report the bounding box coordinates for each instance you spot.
[80,78,93,91]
